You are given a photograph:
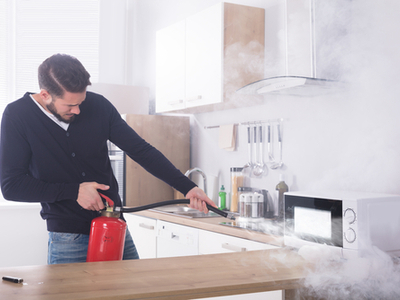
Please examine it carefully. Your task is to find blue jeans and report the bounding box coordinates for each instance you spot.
[48,229,139,264]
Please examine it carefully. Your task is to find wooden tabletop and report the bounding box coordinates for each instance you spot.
[0,248,312,300]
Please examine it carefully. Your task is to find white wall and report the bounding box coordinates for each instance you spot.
[128,0,400,199]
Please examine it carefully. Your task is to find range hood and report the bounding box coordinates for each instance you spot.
[238,0,346,96]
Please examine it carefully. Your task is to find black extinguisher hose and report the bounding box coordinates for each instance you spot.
[113,199,236,220]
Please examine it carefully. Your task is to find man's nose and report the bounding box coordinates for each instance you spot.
[71,106,80,115]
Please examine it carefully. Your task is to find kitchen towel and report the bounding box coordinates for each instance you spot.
[218,124,236,151]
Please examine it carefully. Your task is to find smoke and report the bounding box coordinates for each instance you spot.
[296,245,400,300]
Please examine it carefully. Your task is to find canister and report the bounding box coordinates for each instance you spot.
[230,167,244,212]
[252,193,264,218]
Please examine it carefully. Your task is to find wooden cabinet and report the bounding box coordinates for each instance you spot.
[125,214,157,259]
[124,114,190,206]
[156,2,265,114]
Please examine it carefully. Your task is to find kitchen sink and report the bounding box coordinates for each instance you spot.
[150,204,220,218]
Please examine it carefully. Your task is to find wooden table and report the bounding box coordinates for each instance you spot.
[0,248,312,300]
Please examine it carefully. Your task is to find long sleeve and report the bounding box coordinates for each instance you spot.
[0,100,79,203]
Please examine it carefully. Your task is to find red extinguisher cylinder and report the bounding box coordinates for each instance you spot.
[87,211,127,262]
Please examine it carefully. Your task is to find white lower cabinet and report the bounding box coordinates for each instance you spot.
[197,230,283,300]
[126,215,282,299]
[124,214,157,259]
[156,220,199,258]
[198,229,278,254]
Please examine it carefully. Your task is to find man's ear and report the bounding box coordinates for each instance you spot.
[39,89,52,105]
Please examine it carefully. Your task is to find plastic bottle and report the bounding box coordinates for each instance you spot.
[275,174,288,221]
[218,185,226,210]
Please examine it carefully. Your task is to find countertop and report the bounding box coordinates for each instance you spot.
[0,248,312,300]
[134,210,284,247]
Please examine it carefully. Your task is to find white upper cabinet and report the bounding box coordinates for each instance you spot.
[156,3,265,113]
[185,3,223,109]
[156,20,186,112]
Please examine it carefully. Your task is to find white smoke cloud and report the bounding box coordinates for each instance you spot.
[298,245,400,300]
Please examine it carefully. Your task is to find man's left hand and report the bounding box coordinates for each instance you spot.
[185,186,217,214]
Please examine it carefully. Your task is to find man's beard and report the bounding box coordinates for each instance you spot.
[46,101,76,124]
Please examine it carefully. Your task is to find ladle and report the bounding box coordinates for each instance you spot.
[267,124,277,168]
[269,123,283,169]
[253,125,265,176]
[242,126,252,176]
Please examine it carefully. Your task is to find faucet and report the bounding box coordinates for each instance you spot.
[185,167,207,196]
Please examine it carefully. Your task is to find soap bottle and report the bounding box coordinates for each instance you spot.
[275,174,288,221]
[218,185,226,210]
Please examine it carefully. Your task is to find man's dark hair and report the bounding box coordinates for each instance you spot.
[38,54,91,98]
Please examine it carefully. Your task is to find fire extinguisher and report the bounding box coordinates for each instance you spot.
[86,193,126,262]
[87,193,236,263]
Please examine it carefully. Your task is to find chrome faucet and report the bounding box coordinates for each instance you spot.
[185,167,207,196]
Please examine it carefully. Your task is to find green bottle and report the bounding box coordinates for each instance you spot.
[219,185,226,210]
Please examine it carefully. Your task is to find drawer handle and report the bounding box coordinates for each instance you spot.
[167,99,184,105]
[171,233,179,240]
[186,95,202,102]
[222,243,247,252]
[139,223,154,230]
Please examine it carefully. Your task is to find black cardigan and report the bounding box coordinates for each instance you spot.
[0,92,196,234]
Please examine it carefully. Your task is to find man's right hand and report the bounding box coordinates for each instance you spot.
[77,182,110,211]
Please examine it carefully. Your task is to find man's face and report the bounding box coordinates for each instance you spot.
[46,91,86,123]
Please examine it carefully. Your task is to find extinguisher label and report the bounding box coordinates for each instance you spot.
[103,235,114,243]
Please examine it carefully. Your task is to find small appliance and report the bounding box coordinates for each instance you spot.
[284,190,400,258]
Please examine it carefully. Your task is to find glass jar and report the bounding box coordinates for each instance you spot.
[230,167,244,212]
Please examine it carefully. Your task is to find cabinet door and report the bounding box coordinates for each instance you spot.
[198,229,278,255]
[124,114,190,207]
[185,3,223,108]
[124,214,157,259]
[156,19,186,112]
[156,220,199,258]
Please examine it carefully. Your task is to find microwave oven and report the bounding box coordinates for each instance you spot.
[284,190,400,258]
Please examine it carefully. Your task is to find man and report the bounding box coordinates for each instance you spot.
[0,53,214,264]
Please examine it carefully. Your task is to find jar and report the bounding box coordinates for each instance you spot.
[239,193,253,218]
[238,187,253,216]
[230,167,244,212]
[251,193,264,218]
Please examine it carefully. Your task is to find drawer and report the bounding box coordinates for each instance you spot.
[199,229,278,255]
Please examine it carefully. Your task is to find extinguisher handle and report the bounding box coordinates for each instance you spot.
[99,193,114,208]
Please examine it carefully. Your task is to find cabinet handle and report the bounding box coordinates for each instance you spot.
[186,95,202,102]
[139,223,154,230]
[221,243,247,252]
[171,233,179,240]
[167,99,184,105]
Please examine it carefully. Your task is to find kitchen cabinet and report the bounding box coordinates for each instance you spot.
[198,229,282,300]
[156,220,199,258]
[156,2,265,114]
[198,229,278,255]
[155,20,186,112]
[124,114,190,206]
[125,214,157,259]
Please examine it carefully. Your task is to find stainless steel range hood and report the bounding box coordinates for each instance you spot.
[238,0,347,96]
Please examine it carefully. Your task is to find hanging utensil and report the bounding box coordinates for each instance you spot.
[276,123,284,168]
[269,123,283,169]
[267,123,277,168]
[253,125,265,177]
[242,126,252,175]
